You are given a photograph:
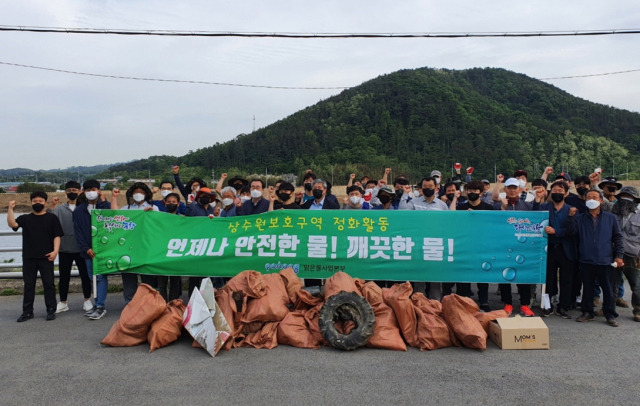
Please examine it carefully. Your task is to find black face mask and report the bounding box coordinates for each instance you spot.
[232,183,243,191]
[395,189,404,199]
[446,193,455,201]
[312,189,323,199]
[277,192,291,202]
[66,192,78,201]
[551,193,565,203]
[607,186,617,193]
[467,192,480,202]
[304,183,313,191]
[423,188,435,197]
[32,203,45,213]
[165,203,178,213]
[378,194,391,205]
[576,187,588,196]
[198,196,211,205]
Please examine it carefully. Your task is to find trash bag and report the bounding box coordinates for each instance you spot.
[243,273,290,322]
[304,303,328,346]
[441,294,487,350]
[241,322,279,349]
[474,309,510,335]
[148,299,186,352]
[279,267,303,304]
[101,283,167,347]
[277,311,322,349]
[294,288,324,311]
[323,272,363,300]
[318,291,375,350]
[361,282,406,351]
[221,270,266,299]
[183,279,231,356]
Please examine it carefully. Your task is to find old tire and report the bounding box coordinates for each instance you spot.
[318,291,375,350]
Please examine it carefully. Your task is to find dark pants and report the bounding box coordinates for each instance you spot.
[58,252,91,301]
[122,273,158,304]
[612,255,640,315]
[443,283,473,297]
[546,244,574,311]
[22,258,56,314]
[500,283,531,307]
[477,283,489,305]
[580,263,617,319]
[571,260,582,303]
[157,276,182,301]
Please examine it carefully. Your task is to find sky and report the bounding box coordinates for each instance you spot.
[1,1,639,170]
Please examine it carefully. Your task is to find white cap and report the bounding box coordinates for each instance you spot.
[504,178,520,187]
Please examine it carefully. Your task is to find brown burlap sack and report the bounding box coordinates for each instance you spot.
[277,311,322,349]
[148,299,186,352]
[441,294,487,350]
[241,322,279,349]
[361,282,407,351]
[382,282,418,348]
[242,273,290,322]
[304,303,329,346]
[101,284,167,347]
[279,267,303,303]
[323,271,362,299]
[294,289,324,311]
[474,309,510,335]
[221,270,266,299]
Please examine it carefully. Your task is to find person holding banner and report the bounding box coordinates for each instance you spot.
[271,182,301,210]
[156,192,183,301]
[238,179,270,215]
[493,177,535,317]
[301,179,340,210]
[73,179,116,320]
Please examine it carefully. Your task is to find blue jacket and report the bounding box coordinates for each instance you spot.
[73,200,111,259]
[567,210,624,265]
[185,202,215,217]
[532,201,577,261]
[238,198,270,215]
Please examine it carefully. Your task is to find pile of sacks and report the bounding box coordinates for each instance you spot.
[101,270,509,353]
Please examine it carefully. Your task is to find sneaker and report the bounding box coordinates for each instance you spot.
[17,313,34,323]
[555,308,572,319]
[84,306,97,317]
[46,313,56,321]
[479,303,492,312]
[520,305,535,317]
[633,314,640,322]
[541,308,553,317]
[606,318,619,327]
[504,304,513,315]
[83,300,94,312]
[616,298,630,308]
[88,307,107,320]
[55,302,69,313]
[576,313,595,322]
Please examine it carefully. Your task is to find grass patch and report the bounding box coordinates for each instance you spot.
[1,289,20,296]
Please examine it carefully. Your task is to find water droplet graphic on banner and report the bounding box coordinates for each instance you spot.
[116,255,131,271]
[91,226,97,237]
[105,259,114,269]
[481,262,492,271]
[515,254,525,264]
[118,237,126,246]
[100,236,109,244]
[502,267,517,281]
[491,256,496,261]
[517,235,527,243]
[508,248,513,253]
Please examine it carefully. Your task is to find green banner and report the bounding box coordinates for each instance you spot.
[92,209,548,283]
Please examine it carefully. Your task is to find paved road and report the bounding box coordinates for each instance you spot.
[1,285,638,406]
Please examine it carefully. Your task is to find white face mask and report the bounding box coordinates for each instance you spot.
[250,189,262,199]
[161,190,171,198]
[413,190,421,198]
[349,196,361,205]
[240,196,251,203]
[132,193,145,203]
[221,198,234,207]
[519,179,527,188]
[435,178,440,185]
[586,199,601,210]
[85,191,99,201]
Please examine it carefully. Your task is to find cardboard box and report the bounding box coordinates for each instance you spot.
[490,316,549,350]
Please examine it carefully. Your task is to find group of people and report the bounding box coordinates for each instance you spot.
[7,164,639,328]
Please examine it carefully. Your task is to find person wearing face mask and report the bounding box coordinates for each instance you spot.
[532,181,577,319]
[271,182,301,210]
[301,179,340,210]
[51,181,93,314]
[413,177,449,211]
[440,180,467,210]
[185,187,217,217]
[225,175,249,195]
[8,192,63,322]
[567,190,624,327]
[72,179,117,320]
[171,165,207,204]
[153,180,187,214]
[237,179,270,215]
[156,192,183,301]
[298,172,317,205]
[341,185,370,210]
[610,186,640,322]
[113,182,160,303]
[219,186,242,217]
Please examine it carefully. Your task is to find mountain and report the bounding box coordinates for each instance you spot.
[101,67,640,183]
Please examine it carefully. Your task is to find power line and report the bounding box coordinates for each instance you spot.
[1,25,640,38]
[540,68,640,80]
[0,61,349,90]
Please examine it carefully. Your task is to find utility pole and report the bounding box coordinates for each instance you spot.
[253,115,256,132]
